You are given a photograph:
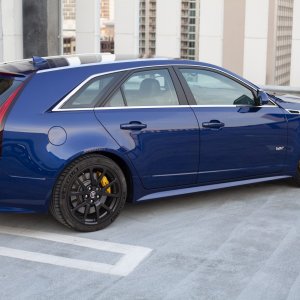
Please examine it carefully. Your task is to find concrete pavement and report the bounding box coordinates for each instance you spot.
[0,179,300,299]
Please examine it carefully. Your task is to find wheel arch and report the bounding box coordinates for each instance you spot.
[93,150,134,202]
[56,150,134,203]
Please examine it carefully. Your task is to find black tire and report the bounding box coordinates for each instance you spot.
[293,161,300,186]
[50,154,127,232]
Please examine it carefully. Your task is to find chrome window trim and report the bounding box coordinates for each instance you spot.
[54,104,279,112]
[52,64,260,112]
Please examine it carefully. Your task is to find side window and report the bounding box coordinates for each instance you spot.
[179,69,255,106]
[61,73,118,109]
[105,69,179,107]
[105,89,125,107]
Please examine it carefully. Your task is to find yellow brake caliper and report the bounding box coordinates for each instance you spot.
[97,172,111,194]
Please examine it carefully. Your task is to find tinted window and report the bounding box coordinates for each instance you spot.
[61,73,118,109]
[109,69,179,107]
[180,69,255,106]
[0,77,21,106]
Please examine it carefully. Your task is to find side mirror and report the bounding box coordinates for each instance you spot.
[257,90,269,106]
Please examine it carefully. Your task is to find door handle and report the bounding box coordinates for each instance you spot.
[202,120,225,129]
[120,121,147,130]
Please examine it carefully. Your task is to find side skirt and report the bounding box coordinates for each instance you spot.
[136,175,292,202]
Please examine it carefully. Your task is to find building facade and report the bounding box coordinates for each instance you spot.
[63,0,76,54]
[101,0,115,43]
[139,0,156,57]
[181,0,200,60]
[115,0,300,86]
[267,0,294,85]
[63,0,113,55]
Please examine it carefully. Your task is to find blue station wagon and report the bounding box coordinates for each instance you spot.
[0,54,299,231]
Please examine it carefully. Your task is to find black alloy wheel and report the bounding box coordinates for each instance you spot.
[50,154,127,232]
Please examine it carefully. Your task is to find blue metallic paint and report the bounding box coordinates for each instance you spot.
[192,106,288,183]
[0,59,299,213]
[95,107,200,189]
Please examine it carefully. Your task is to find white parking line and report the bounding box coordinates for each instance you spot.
[0,226,152,276]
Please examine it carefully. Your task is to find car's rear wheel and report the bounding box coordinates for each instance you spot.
[50,154,127,232]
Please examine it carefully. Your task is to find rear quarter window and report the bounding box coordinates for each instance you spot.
[60,73,121,109]
[0,77,22,106]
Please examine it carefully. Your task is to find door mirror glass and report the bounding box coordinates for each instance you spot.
[257,90,270,106]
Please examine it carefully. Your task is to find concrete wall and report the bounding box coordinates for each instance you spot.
[198,0,224,66]
[76,0,100,54]
[291,0,300,86]
[23,0,61,58]
[156,0,181,58]
[0,0,23,62]
[114,0,139,56]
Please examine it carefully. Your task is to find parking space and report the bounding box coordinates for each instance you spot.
[1,179,300,299]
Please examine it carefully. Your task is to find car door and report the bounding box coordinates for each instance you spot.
[175,67,288,184]
[94,67,200,189]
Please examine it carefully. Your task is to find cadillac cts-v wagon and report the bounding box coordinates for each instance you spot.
[0,53,299,231]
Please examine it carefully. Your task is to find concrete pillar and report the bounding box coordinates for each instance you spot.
[76,0,100,54]
[156,0,181,58]
[23,0,62,58]
[198,0,224,66]
[0,0,23,62]
[243,0,269,85]
[114,0,139,56]
[291,0,300,86]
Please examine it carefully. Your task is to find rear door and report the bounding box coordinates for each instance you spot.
[94,67,200,189]
[175,67,288,184]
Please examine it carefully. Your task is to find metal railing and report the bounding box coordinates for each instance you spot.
[261,85,300,97]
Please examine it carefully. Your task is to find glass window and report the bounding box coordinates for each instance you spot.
[180,69,255,106]
[189,34,196,40]
[188,49,195,55]
[119,69,179,107]
[105,89,125,107]
[189,26,196,32]
[189,42,195,48]
[61,73,118,109]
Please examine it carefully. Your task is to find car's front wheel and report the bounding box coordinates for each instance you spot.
[50,154,127,232]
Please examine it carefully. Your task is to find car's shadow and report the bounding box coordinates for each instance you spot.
[0,179,296,235]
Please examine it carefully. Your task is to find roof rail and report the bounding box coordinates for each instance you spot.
[33,53,116,70]
[0,53,116,74]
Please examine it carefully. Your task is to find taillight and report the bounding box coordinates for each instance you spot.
[0,83,23,156]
